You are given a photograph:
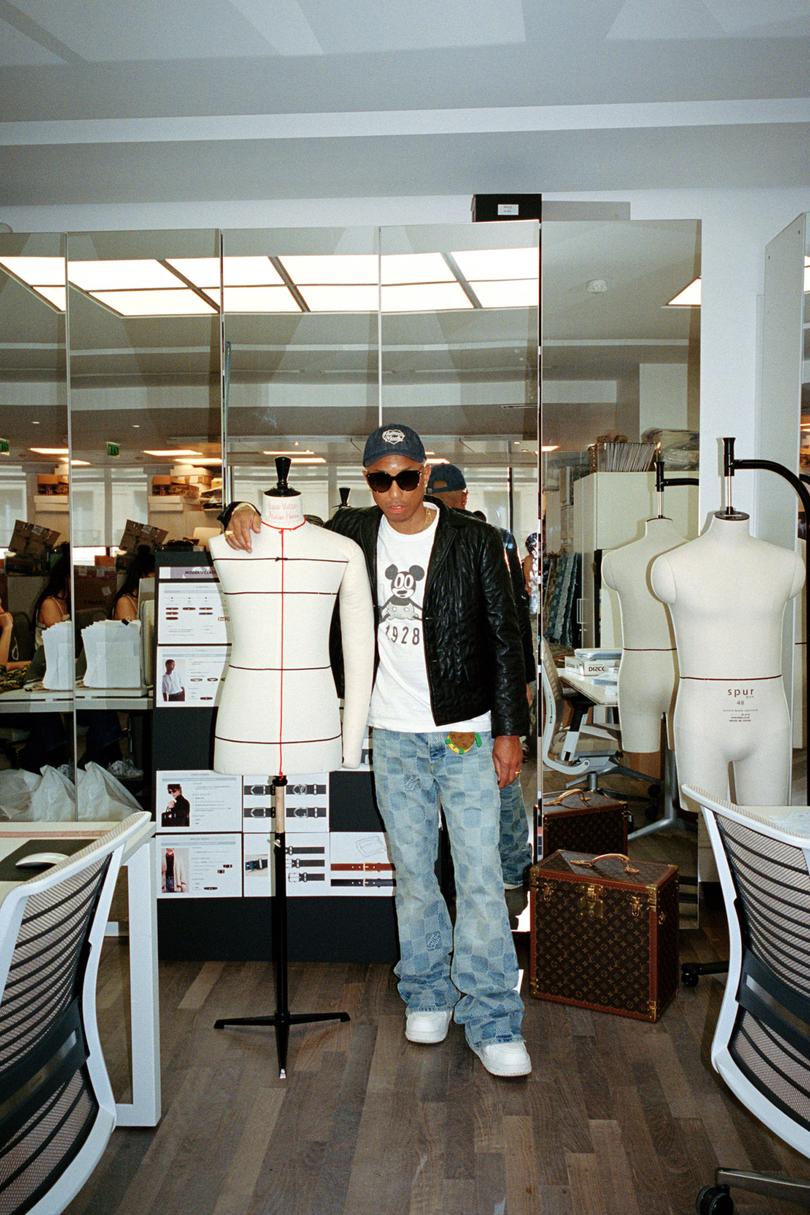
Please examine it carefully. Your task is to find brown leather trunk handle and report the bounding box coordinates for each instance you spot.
[571,852,640,875]
[546,789,592,807]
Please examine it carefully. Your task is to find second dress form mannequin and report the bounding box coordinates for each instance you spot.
[602,517,685,777]
[210,489,374,776]
[651,512,805,810]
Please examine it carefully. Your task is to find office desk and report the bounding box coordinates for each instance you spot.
[0,817,161,1128]
[0,687,73,714]
[558,668,619,706]
[76,683,154,712]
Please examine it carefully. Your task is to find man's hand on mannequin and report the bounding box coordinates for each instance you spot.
[224,504,261,551]
[492,734,522,789]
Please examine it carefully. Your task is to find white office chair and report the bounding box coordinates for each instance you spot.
[541,638,622,789]
[683,786,810,1212]
[0,811,150,1215]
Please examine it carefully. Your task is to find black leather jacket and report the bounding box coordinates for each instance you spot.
[326,498,529,737]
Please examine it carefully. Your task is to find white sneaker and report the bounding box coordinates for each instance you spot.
[405,1009,453,1044]
[471,1040,532,1077]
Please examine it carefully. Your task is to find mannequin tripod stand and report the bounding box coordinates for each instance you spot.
[214,776,350,1078]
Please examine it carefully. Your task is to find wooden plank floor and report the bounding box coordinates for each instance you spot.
[68,923,810,1215]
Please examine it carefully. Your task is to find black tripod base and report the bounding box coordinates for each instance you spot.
[214,1010,351,1077]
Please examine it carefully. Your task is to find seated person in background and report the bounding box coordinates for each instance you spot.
[32,545,71,646]
[112,545,155,622]
[0,602,30,671]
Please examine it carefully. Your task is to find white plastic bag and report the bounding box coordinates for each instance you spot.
[0,768,41,820]
[77,762,142,821]
[29,764,77,821]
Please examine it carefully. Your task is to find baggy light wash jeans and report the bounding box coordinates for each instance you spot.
[372,728,524,1047]
[499,776,533,885]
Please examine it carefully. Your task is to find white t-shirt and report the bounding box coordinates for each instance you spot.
[162,668,183,699]
[368,508,491,734]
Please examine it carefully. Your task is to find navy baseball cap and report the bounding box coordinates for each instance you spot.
[427,463,467,494]
[362,423,425,467]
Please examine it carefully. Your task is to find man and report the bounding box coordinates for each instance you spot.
[427,462,534,890]
[163,782,191,828]
[223,424,531,1077]
[161,658,184,702]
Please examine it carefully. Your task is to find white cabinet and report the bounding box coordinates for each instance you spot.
[573,472,698,647]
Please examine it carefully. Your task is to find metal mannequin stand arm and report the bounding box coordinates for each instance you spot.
[723,435,810,794]
[213,779,350,1079]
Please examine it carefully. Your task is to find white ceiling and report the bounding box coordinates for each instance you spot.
[0,0,808,209]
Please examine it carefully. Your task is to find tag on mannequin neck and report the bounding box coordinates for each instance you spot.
[261,494,304,527]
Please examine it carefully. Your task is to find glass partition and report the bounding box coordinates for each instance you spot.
[0,232,75,802]
[66,229,222,801]
[540,219,701,894]
[380,220,538,545]
[222,226,379,515]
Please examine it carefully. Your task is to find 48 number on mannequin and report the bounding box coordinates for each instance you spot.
[383,622,421,646]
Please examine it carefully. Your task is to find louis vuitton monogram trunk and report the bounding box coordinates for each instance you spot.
[541,790,630,859]
[529,850,679,1022]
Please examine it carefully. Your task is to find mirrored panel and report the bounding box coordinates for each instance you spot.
[222,227,379,515]
[379,220,540,889]
[540,219,701,904]
[380,221,538,542]
[67,229,222,802]
[0,232,76,805]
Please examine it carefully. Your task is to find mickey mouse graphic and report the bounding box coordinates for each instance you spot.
[380,564,425,621]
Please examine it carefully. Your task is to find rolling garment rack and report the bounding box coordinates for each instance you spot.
[627,455,698,841]
[214,458,350,1078]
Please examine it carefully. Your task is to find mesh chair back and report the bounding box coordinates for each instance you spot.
[0,815,144,1214]
[541,638,565,723]
[715,812,810,1144]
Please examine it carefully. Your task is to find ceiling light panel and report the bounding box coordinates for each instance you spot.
[30,447,68,455]
[68,259,181,291]
[167,256,284,288]
[298,285,379,313]
[382,282,473,312]
[451,247,538,281]
[279,254,379,285]
[381,253,453,285]
[470,279,538,309]
[0,256,66,285]
[144,449,203,457]
[666,278,702,307]
[204,286,301,313]
[34,286,67,310]
[91,290,217,317]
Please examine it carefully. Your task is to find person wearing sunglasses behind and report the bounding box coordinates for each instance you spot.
[221,423,531,1078]
[426,462,535,894]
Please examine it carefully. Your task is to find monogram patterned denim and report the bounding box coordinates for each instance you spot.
[498,776,532,886]
[372,728,524,1048]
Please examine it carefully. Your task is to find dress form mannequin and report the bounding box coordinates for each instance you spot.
[210,465,374,776]
[651,511,805,811]
[602,517,685,776]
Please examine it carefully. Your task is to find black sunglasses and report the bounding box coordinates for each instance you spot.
[366,469,422,493]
